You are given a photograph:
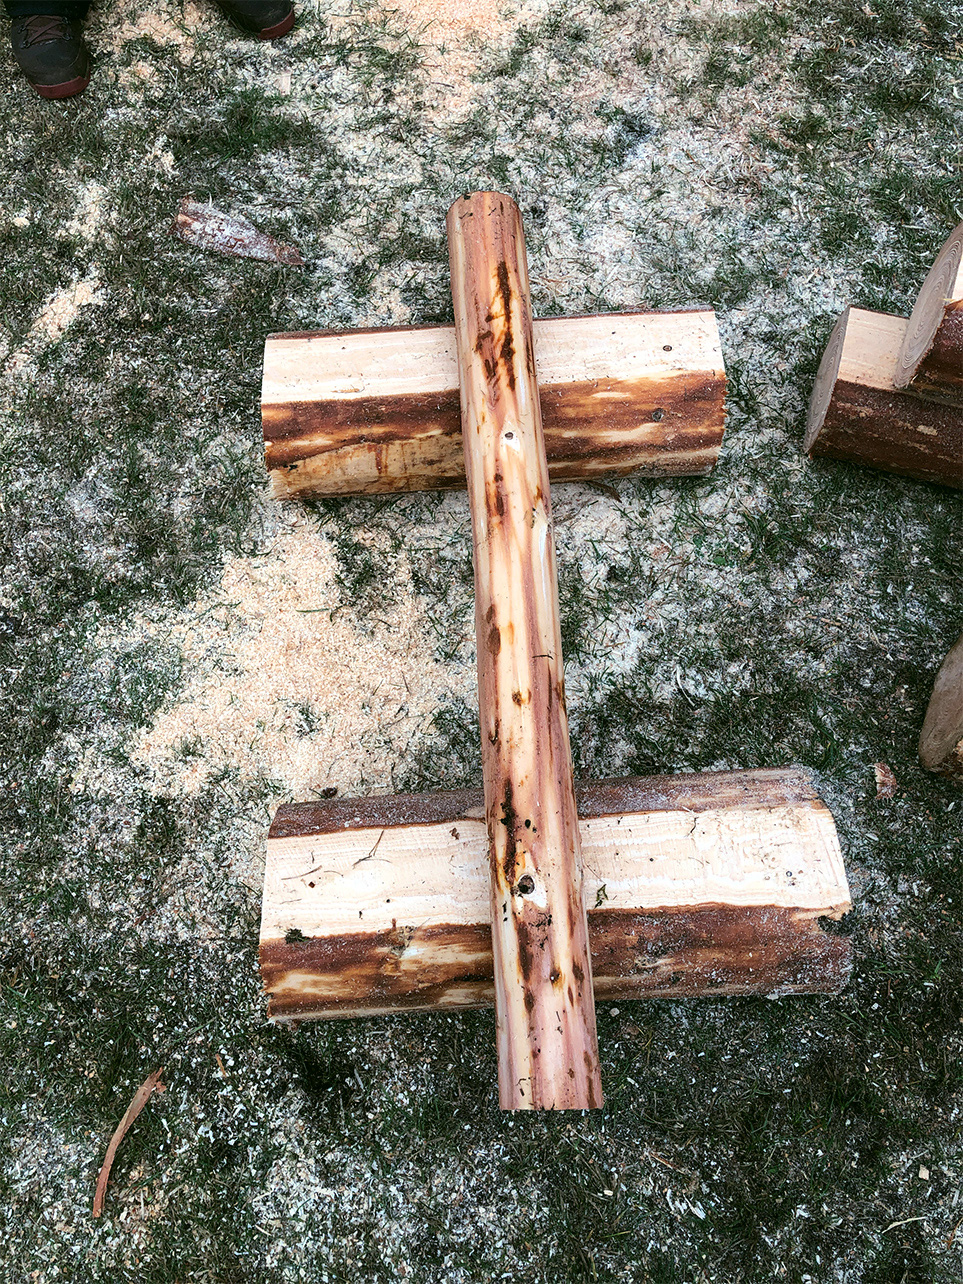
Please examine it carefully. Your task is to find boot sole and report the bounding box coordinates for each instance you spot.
[259,9,295,38]
[32,74,90,99]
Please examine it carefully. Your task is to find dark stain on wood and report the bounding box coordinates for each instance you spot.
[261,902,852,1020]
[495,259,517,392]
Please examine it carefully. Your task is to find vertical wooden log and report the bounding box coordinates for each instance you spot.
[446,191,602,1111]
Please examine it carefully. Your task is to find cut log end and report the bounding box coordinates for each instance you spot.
[895,221,963,401]
[805,308,963,488]
[919,632,963,785]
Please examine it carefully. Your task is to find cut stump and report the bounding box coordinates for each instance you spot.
[895,222,963,406]
[805,307,963,488]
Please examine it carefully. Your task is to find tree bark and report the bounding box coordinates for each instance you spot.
[919,632,963,785]
[805,307,963,488]
[446,191,601,1111]
[894,222,963,406]
[259,768,853,1020]
[261,312,726,499]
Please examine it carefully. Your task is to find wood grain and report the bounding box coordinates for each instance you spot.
[805,307,963,488]
[259,768,853,1020]
[447,190,600,1110]
[262,312,726,498]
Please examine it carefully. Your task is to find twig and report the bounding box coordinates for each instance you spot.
[93,1068,165,1218]
[883,1215,926,1234]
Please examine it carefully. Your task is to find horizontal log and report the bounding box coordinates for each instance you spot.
[260,768,852,1020]
[895,222,963,406]
[805,307,963,489]
[919,631,963,785]
[261,311,726,498]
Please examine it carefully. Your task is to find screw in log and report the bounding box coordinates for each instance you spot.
[446,191,603,1111]
[894,222,963,406]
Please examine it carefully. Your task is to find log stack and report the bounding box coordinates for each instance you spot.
[806,223,963,488]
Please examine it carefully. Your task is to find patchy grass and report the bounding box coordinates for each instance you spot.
[1,0,962,1279]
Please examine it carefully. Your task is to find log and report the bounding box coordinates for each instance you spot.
[259,768,853,1020]
[261,311,726,499]
[446,191,601,1112]
[805,307,963,489]
[919,632,963,785]
[895,222,963,406]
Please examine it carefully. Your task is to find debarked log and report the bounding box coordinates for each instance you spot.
[260,768,853,1021]
[895,221,963,406]
[919,631,963,785]
[261,310,726,499]
[805,307,963,488]
[447,190,601,1111]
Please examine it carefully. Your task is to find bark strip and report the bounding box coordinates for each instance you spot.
[447,191,602,1110]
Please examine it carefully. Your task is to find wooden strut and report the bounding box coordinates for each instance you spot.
[894,221,963,407]
[259,768,853,1020]
[919,632,963,785]
[804,307,963,489]
[261,312,727,499]
[446,191,602,1111]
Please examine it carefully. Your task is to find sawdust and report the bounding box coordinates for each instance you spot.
[122,514,473,802]
[104,4,205,59]
[4,276,101,376]
[64,182,107,245]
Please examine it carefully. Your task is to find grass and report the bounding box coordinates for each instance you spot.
[1,0,962,1279]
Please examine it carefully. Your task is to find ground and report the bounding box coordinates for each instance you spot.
[1,0,961,1279]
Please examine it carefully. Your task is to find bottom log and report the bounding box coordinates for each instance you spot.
[919,632,963,785]
[260,767,852,1020]
[805,307,963,488]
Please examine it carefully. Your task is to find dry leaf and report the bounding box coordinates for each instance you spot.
[172,197,303,265]
[874,762,898,798]
[93,1068,165,1218]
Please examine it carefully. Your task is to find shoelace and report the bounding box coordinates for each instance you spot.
[19,15,71,45]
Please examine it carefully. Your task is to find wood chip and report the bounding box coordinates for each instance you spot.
[92,1068,165,1218]
[874,762,898,798]
[172,197,304,265]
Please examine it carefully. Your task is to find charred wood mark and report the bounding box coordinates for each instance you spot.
[261,902,852,1019]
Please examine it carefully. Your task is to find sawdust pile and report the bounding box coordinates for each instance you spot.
[128,515,473,801]
[3,276,101,376]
